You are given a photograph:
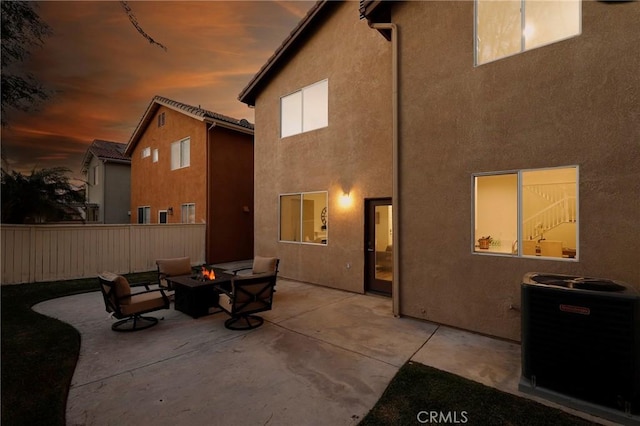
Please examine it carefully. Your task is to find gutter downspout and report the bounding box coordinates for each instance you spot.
[369,22,400,317]
[206,122,216,263]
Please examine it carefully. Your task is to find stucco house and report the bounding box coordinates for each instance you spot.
[240,0,640,342]
[81,139,131,224]
[124,95,254,264]
[240,1,393,296]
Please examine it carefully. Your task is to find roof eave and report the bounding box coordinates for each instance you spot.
[238,0,331,107]
[360,0,392,40]
[206,118,254,136]
[125,99,160,156]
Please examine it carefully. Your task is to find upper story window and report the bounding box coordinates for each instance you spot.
[158,112,165,127]
[171,137,190,170]
[92,165,99,185]
[475,0,581,65]
[281,79,328,138]
[279,191,328,245]
[473,166,578,260]
[152,148,159,163]
[142,147,151,158]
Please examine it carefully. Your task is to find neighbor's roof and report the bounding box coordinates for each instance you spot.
[238,0,333,106]
[81,139,130,174]
[125,95,254,156]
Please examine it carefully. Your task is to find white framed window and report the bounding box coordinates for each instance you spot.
[279,191,328,245]
[158,210,168,224]
[142,147,151,158]
[171,137,190,170]
[281,79,328,138]
[181,203,195,224]
[152,148,159,163]
[475,0,581,65]
[137,206,151,224]
[473,166,578,260]
[92,165,99,185]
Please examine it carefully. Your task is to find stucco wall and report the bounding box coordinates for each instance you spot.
[86,155,104,221]
[208,126,254,263]
[253,1,392,292]
[103,162,131,224]
[393,1,640,341]
[130,106,207,224]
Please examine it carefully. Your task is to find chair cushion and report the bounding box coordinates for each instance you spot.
[120,291,167,315]
[99,272,131,303]
[156,257,191,276]
[252,256,277,274]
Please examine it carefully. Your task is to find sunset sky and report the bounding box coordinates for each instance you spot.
[1,1,315,181]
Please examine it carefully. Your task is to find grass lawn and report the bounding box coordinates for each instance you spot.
[3,274,598,426]
[1,272,157,426]
[360,362,597,425]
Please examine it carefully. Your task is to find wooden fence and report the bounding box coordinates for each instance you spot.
[1,224,206,284]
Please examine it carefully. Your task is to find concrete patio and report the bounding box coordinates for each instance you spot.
[34,278,615,426]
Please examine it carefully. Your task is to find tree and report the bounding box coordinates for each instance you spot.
[120,1,167,51]
[1,167,85,223]
[1,1,53,127]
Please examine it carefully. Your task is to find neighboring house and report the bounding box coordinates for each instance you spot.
[80,139,131,224]
[239,0,640,342]
[124,95,254,264]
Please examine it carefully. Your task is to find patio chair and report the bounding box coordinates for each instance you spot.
[98,272,170,332]
[232,256,279,277]
[156,256,192,291]
[217,273,277,330]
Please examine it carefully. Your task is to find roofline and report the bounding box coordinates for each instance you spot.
[81,139,128,174]
[238,0,331,106]
[125,97,253,156]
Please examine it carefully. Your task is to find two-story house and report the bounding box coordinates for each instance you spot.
[239,1,393,295]
[125,95,255,263]
[80,139,131,223]
[240,0,640,342]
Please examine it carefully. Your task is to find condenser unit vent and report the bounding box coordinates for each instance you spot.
[520,272,639,422]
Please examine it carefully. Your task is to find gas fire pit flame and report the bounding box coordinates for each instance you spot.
[201,266,216,281]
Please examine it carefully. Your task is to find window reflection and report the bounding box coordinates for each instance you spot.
[476,0,581,65]
[280,192,328,244]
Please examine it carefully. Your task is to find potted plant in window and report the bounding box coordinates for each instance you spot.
[478,235,492,250]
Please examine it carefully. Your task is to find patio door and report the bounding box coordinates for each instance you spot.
[365,198,393,296]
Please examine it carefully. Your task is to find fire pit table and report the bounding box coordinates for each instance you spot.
[167,268,234,318]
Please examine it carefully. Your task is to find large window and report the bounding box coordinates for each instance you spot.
[137,206,151,224]
[473,166,578,259]
[475,0,581,65]
[171,137,190,170]
[181,203,195,224]
[281,79,328,138]
[280,192,328,244]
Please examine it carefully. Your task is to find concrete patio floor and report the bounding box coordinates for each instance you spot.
[33,278,617,426]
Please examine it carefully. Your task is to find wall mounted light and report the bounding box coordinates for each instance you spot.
[167,207,173,215]
[339,192,353,209]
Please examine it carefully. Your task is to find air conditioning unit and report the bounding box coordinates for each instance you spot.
[520,272,640,423]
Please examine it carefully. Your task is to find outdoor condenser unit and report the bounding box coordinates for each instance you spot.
[520,272,640,418]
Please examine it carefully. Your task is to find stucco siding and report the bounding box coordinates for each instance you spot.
[208,126,254,262]
[103,162,131,224]
[130,105,207,224]
[86,155,105,221]
[393,1,640,341]
[253,1,392,292]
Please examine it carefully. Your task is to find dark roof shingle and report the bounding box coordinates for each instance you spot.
[152,95,254,131]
